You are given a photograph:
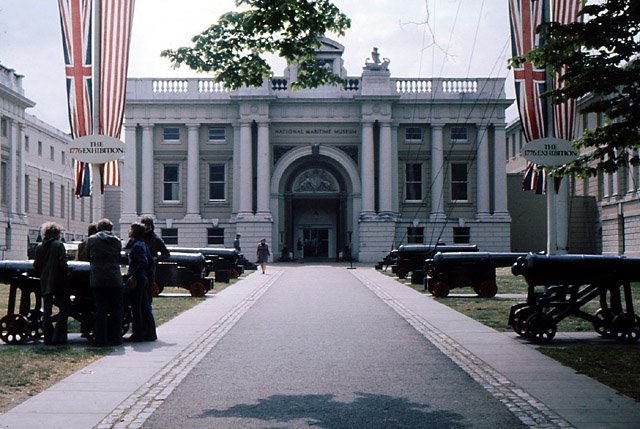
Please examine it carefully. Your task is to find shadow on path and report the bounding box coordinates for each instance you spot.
[194,392,467,428]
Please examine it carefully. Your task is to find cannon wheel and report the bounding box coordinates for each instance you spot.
[511,307,534,336]
[477,280,498,298]
[26,309,43,339]
[431,282,450,298]
[0,314,31,344]
[525,312,557,342]
[189,281,207,298]
[611,313,640,343]
[592,308,613,337]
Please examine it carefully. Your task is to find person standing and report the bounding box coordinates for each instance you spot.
[86,218,124,347]
[126,222,157,342]
[75,223,97,261]
[256,238,271,274]
[33,222,69,346]
[140,216,170,299]
[233,233,242,252]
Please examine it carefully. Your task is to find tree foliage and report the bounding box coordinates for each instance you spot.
[161,0,351,90]
[514,0,640,177]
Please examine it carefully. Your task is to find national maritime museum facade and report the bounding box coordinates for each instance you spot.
[119,38,512,262]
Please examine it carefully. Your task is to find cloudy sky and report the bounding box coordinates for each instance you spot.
[0,0,516,133]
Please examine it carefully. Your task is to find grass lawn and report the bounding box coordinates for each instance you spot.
[383,266,640,402]
[0,272,245,412]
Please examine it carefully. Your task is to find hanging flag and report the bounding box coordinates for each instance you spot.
[552,0,583,142]
[99,0,135,188]
[522,162,546,194]
[59,0,93,197]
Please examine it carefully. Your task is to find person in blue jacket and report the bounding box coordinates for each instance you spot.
[126,222,157,342]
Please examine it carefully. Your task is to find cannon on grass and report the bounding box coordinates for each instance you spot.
[395,244,479,284]
[154,252,213,297]
[425,252,527,298]
[509,253,640,343]
[375,249,397,272]
[166,247,244,283]
[0,260,129,344]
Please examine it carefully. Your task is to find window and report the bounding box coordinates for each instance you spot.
[453,227,470,244]
[0,118,7,137]
[407,227,424,244]
[37,179,43,214]
[25,136,29,152]
[49,182,55,216]
[0,162,7,205]
[405,127,423,142]
[163,127,180,141]
[70,188,75,220]
[208,164,225,201]
[161,228,178,245]
[163,164,180,202]
[451,127,468,142]
[25,175,30,213]
[451,163,468,201]
[50,146,55,161]
[60,185,65,218]
[61,151,66,165]
[208,127,226,142]
[405,163,423,201]
[38,141,42,156]
[207,228,225,245]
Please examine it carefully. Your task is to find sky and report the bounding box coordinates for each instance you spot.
[0,0,516,133]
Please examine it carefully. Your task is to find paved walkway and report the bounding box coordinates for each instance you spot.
[1,265,639,428]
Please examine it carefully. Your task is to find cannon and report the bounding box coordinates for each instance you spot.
[425,252,527,297]
[154,252,213,297]
[509,253,640,343]
[166,247,244,283]
[0,260,129,344]
[395,244,479,284]
[375,249,398,271]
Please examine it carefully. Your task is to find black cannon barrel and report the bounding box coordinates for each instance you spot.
[431,252,527,268]
[160,252,206,267]
[511,253,640,285]
[0,260,91,283]
[166,247,239,257]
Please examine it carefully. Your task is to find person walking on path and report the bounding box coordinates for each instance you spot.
[233,233,242,252]
[126,222,157,342]
[86,218,124,347]
[140,216,170,299]
[33,222,70,345]
[256,238,270,274]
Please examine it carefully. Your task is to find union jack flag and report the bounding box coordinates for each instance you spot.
[99,0,135,189]
[59,0,93,197]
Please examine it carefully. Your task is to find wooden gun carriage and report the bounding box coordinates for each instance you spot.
[509,253,640,343]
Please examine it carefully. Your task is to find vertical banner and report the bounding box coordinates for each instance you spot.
[59,0,93,197]
[509,0,547,193]
[99,0,135,189]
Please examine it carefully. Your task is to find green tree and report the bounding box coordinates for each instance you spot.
[515,0,640,177]
[161,0,351,90]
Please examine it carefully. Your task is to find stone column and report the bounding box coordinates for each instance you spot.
[232,124,241,214]
[18,123,26,215]
[121,123,138,220]
[239,122,253,215]
[256,122,271,214]
[360,122,375,216]
[8,119,18,216]
[430,124,445,220]
[141,124,154,216]
[391,122,399,213]
[476,124,490,217]
[493,124,509,215]
[186,124,200,218]
[378,121,393,215]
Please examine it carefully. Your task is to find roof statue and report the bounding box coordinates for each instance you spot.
[364,47,390,71]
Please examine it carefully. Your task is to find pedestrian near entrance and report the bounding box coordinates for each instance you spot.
[86,218,124,347]
[126,222,157,342]
[256,238,271,274]
[33,222,70,346]
[233,233,242,252]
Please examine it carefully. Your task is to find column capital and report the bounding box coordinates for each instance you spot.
[430,123,445,130]
[141,123,154,131]
[186,123,200,130]
[123,123,138,130]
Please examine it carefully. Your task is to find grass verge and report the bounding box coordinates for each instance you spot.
[0,273,244,413]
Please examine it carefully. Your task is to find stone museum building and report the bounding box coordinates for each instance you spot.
[121,38,512,262]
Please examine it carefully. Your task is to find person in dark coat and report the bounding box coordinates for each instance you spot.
[86,218,124,346]
[33,222,69,345]
[75,223,97,261]
[140,216,170,299]
[126,222,157,342]
[256,238,270,274]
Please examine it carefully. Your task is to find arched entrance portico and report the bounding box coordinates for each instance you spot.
[270,146,361,261]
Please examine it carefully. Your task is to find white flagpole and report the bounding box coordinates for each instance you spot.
[92,0,103,221]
